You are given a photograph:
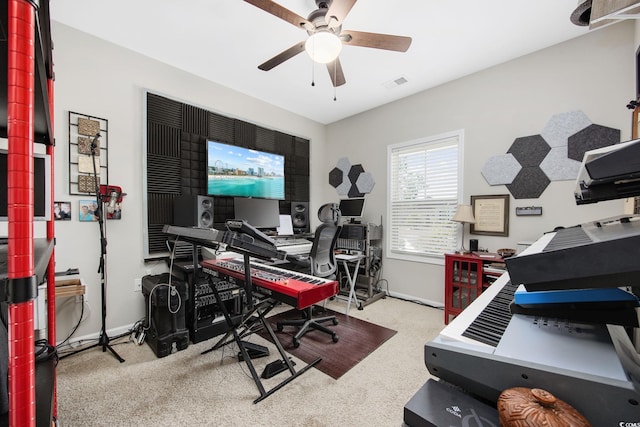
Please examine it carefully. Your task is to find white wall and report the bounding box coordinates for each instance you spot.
[326,22,634,306]
[50,22,327,342]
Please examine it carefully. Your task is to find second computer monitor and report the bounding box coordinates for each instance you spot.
[233,197,280,229]
[338,198,365,222]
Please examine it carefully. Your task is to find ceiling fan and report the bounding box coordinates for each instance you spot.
[244,0,412,87]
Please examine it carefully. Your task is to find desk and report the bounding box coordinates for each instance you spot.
[335,253,365,314]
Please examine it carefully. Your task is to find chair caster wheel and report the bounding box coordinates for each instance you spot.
[293,338,300,348]
[332,318,339,326]
[332,334,339,343]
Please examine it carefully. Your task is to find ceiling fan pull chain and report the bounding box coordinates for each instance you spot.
[311,37,316,86]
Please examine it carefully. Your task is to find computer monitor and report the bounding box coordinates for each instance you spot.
[0,149,51,221]
[233,197,280,230]
[338,198,365,223]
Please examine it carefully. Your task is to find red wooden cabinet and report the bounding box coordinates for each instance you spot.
[444,253,504,324]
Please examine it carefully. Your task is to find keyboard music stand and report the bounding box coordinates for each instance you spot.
[163,222,321,403]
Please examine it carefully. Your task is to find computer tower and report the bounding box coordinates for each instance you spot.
[142,273,189,358]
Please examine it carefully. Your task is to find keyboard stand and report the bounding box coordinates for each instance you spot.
[200,253,321,403]
[335,253,365,314]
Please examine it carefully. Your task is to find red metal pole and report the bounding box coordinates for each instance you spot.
[7,0,37,425]
[46,61,57,421]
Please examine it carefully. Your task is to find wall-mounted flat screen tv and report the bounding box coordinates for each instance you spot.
[207,140,285,200]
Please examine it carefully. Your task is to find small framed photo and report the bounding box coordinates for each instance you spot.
[79,199,99,222]
[470,194,510,237]
[54,201,72,221]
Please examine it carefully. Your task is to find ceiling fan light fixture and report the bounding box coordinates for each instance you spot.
[305,31,342,63]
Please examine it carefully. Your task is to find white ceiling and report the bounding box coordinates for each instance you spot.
[49,0,590,124]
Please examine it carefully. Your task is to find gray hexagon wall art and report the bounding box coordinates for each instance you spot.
[329,157,375,198]
[481,110,620,199]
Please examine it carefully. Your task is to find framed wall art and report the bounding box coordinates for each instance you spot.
[68,112,109,196]
[470,194,510,237]
[54,201,72,220]
[78,199,99,222]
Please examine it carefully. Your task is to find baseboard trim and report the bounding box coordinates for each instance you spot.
[387,291,444,309]
[57,323,135,348]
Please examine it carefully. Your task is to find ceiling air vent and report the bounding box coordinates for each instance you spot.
[383,77,408,89]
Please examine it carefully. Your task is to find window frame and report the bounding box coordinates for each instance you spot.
[386,129,464,265]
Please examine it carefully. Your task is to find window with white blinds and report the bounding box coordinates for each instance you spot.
[387,131,462,262]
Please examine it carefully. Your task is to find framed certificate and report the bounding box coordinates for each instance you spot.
[470,194,509,236]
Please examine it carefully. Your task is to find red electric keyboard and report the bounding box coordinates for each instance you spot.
[201,258,338,310]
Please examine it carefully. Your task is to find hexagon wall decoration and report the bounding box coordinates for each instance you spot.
[481,110,621,199]
[539,147,581,181]
[329,157,376,198]
[567,124,621,161]
[329,166,350,196]
[540,110,591,148]
[507,135,550,167]
[506,167,550,199]
[356,172,375,194]
[481,154,521,185]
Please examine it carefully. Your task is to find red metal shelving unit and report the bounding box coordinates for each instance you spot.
[4,1,55,425]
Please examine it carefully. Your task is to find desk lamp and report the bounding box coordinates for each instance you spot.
[452,204,476,253]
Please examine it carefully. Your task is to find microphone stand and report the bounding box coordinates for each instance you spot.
[61,133,125,362]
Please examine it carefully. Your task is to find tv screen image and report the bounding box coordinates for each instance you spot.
[207,140,285,200]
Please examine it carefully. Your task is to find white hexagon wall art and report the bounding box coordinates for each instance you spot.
[481,153,522,185]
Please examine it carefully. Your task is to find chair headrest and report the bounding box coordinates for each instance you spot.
[318,203,341,225]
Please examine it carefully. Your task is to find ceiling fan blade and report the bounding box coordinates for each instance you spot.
[244,0,313,31]
[341,30,412,52]
[325,0,358,28]
[326,58,346,87]
[258,42,306,71]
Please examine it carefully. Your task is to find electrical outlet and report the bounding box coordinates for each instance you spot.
[134,278,142,292]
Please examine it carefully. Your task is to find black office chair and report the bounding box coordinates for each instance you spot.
[277,203,342,347]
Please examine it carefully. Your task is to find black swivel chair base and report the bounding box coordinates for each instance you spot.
[276,305,339,348]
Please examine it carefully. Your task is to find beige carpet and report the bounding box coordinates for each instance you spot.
[55,296,444,426]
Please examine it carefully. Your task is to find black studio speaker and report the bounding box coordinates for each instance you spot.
[291,201,310,233]
[174,195,214,228]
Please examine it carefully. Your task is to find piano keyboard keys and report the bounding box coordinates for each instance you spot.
[461,281,518,347]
